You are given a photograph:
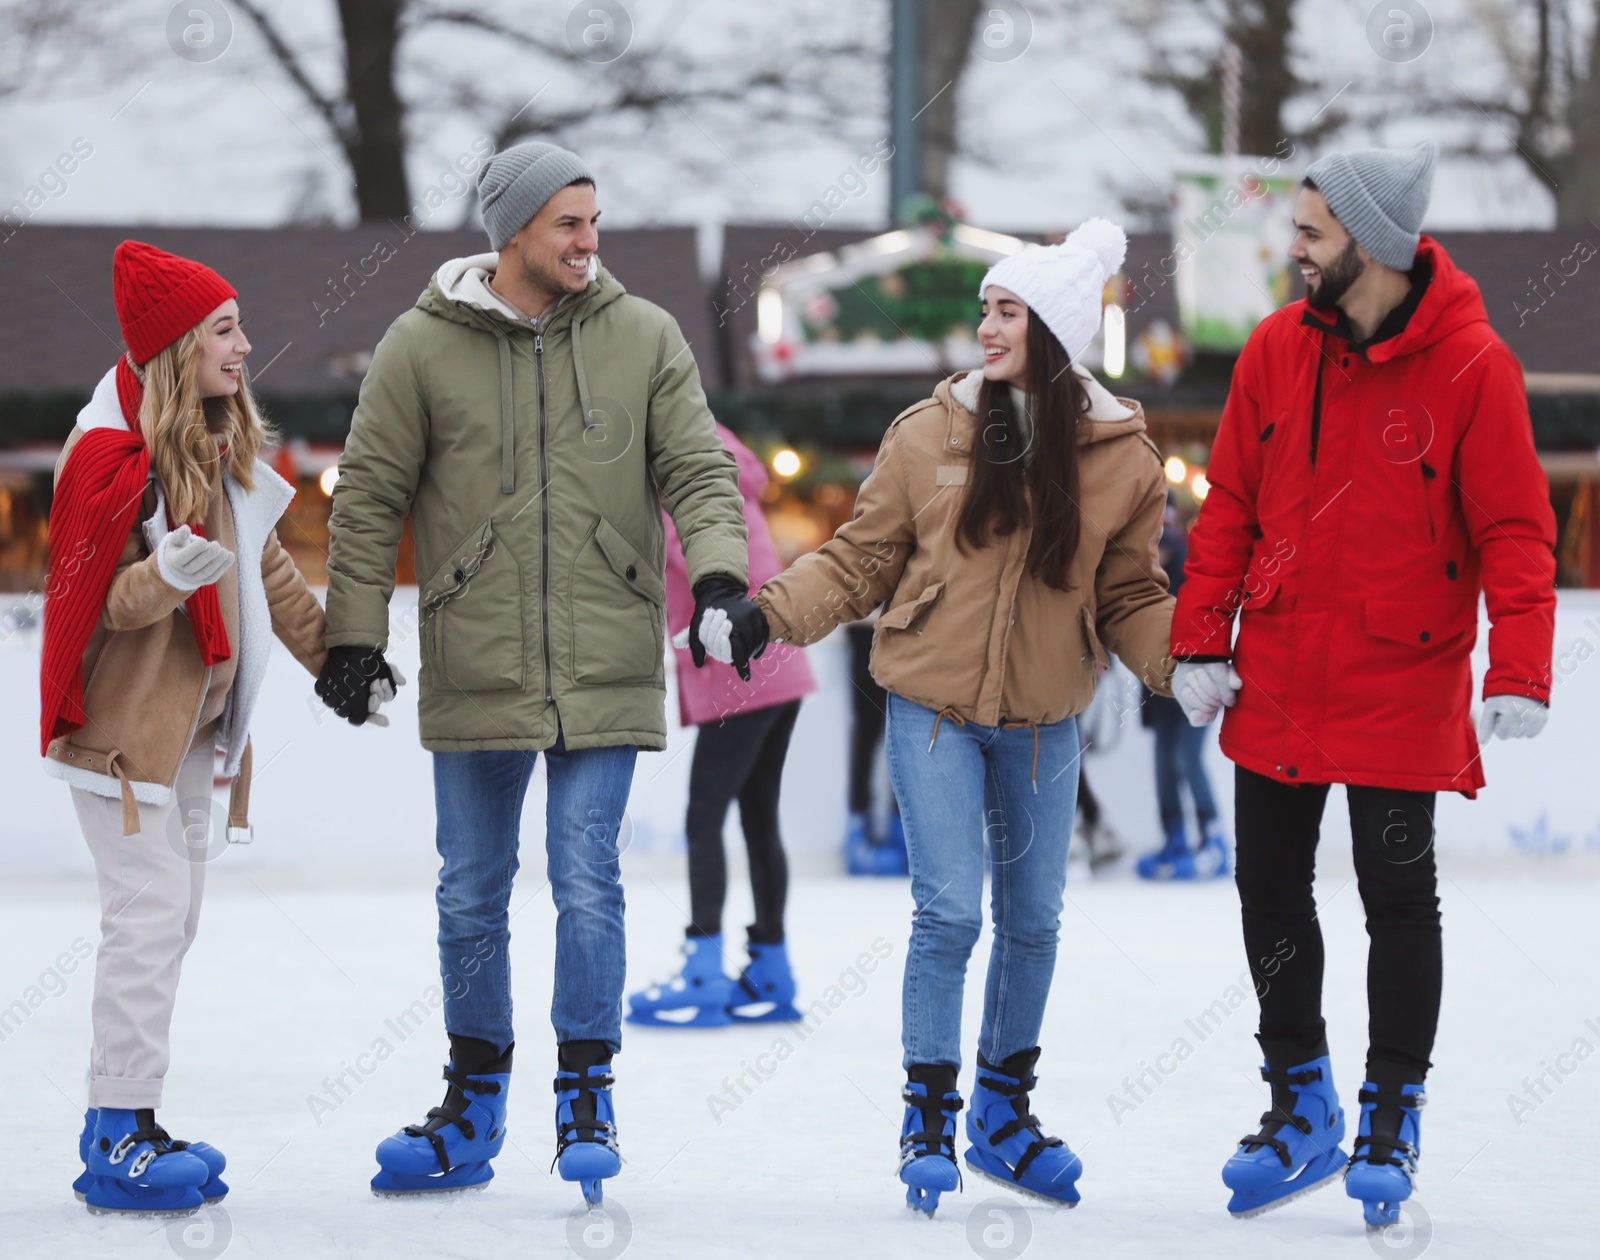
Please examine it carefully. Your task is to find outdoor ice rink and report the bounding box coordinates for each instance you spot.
[4,609,1598,1259]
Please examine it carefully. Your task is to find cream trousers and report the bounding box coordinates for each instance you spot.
[72,738,214,1109]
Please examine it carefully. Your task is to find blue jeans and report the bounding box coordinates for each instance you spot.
[1148,694,1217,832]
[885,694,1080,1070]
[432,733,637,1054]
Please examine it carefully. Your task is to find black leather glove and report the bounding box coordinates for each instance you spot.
[689,575,770,682]
[315,645,399,727]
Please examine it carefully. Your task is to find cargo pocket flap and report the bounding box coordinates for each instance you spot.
[594,518,664,605]
[883,581,945,631]
[422,519,495,609]
[1238,575,1280,611]
[1365,596,1475,647]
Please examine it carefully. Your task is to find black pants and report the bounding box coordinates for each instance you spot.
[846,623,886,815]
[686,700,802,943]
[1234,766,1442,1079]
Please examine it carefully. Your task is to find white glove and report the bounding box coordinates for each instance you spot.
[363,664,408,728]
[1171,661,1242,727]
[1476,694,1547,743]
[671,609,734,665]
[156,524,235,591]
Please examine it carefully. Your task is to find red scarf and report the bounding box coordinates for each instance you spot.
[40,357,232,754]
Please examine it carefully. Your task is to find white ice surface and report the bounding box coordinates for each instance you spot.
[3,590,1599,1257]
[3,869,1597,1259]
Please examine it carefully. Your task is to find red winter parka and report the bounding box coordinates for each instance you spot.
[1170,237,1556,797]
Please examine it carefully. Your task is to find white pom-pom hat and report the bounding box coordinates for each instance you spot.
[978,217,1128,364]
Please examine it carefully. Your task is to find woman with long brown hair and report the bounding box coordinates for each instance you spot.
[40,242,347,1215]
[730,220,1175,1214]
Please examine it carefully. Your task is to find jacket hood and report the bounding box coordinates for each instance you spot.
[1299,236,1488,364]
[941,365,1146,446]
[417,253,626,332]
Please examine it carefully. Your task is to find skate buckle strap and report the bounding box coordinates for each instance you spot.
[901,1085,964,1112]
[1238,1104,1313,1166]
[901,1088,963,1161]
[974,1070,1037,1098]
[975,1072,1064,1181]
[554,1069,619,1157]
[1357,1086,1426,1110]
[108,1122,180,1179]
[1352,1132,1418,1170]
[1260,1064,1321,1087]
[399,1065,502,1174]
[444,1065,504,1096]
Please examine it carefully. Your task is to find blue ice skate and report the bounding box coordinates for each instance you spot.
[554,1043,620,1206]
[1190,818,1232,879]
[81,1107,209,1216]
[76,1108,227,1205]
[1135,821,1196,880]
[1222,1050,1348,1217]
[625,933,734,1028]
[900,1064,963,1216]
[846,810,909,876]
[1345,1079,1426,1228]
[730,938,802,1023]
[372,1062,510,1195]
[963,1048,1081,1206]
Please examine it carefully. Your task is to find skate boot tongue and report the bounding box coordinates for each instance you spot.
[904,1064,962,1160]
[554,1040,620,1206]
[1353,1065,1426,1170]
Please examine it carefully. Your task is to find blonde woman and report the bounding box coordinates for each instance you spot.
[40,241,351,1214]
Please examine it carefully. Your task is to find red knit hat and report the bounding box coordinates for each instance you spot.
[113,240,238,365]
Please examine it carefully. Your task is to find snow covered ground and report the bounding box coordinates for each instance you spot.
[3,591,1599,1257]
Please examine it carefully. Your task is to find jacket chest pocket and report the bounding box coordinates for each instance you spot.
[569,517,663,686]
[421,519,526,692]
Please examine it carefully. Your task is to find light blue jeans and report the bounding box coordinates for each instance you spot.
[885,693,1080,1070]
[432,733,637,1054]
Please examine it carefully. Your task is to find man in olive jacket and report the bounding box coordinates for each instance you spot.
[317,142,765,1199]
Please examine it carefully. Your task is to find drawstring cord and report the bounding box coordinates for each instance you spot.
[1001,719,1041,794]
[927,707,966,752]
[926,709,1041,795]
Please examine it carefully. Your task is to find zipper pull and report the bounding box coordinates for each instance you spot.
[534,333,542,354]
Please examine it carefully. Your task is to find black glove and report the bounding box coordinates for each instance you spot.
[315,645,399,726]
[689,575,770,682]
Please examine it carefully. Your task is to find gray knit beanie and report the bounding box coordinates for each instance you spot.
[1304,140,1437,270]
[476,141,594,251]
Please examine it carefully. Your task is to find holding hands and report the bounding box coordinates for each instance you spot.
[316,645,406,727]
[1171,660,1242,728]
[674,576,770,682]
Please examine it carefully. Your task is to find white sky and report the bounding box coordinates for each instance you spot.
[0,0,1561,245]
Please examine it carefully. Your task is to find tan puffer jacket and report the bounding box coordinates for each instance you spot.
[756,368,1175,729]
[44,418,325,836]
